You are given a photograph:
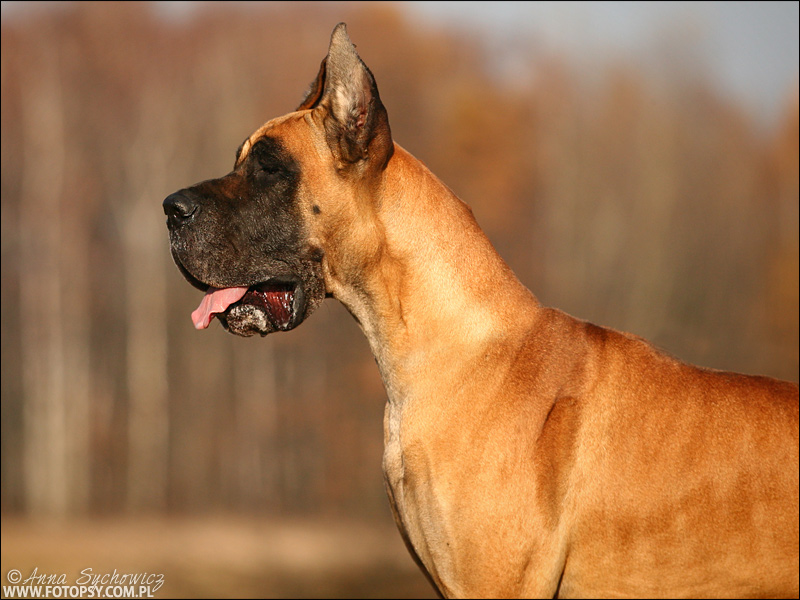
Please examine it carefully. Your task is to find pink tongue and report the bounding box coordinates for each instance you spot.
[191,286,249,330]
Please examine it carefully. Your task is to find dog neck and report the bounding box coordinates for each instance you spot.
[326,144,542,405]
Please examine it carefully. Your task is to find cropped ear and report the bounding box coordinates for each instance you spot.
[296,58,326,111]
[301,23,392,169]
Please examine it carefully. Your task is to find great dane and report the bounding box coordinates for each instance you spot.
[163,23,799,598]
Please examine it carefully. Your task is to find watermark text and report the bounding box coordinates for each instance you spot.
[4,568,164,599]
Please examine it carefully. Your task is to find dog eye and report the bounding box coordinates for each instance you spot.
[257,160,284,177]
[259,163,282,175]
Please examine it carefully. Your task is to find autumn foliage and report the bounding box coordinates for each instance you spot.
[1,2,797,518]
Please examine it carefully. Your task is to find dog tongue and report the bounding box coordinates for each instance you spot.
[192,286,249,330]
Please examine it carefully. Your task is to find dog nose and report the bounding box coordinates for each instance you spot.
[163,192,199,229]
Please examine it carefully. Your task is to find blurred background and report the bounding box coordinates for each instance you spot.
[1,1,797,597]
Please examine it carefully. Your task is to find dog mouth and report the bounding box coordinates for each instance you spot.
[192,277,305,336]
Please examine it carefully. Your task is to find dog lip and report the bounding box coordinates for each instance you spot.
[250,276,304,330]
[171,252,263,293]
[215,275,305,333]
[172,255,210,293]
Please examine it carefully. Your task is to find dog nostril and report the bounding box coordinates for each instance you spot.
[163,192,199,228]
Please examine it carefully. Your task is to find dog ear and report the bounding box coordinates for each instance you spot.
[297,58,327,111]
[310,23,392,169]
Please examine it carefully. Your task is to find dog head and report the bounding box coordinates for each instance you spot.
[163,23,393,336]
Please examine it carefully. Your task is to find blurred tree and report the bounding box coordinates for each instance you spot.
[1,1,797,518]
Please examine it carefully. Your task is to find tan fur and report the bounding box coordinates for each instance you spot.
[249,91,799,598]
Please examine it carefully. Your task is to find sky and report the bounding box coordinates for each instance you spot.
[406,1,799,128]
[2,1,798,128]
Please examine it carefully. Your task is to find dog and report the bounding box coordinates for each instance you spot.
[163,23,799,598]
